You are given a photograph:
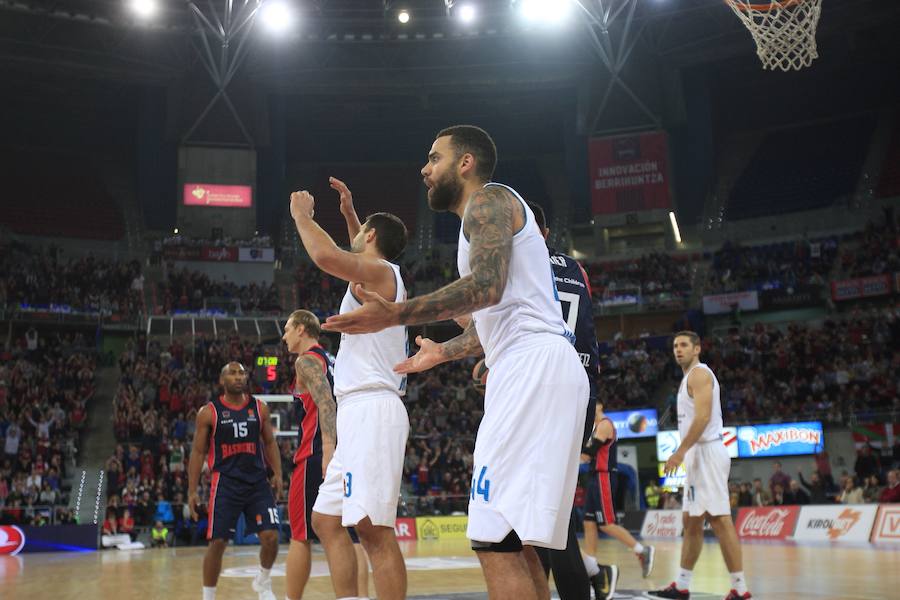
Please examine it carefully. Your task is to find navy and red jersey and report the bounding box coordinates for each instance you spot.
[292,344,334,464]
[593,417,618,473]
[206,395,268,483]
[549,248,600,445]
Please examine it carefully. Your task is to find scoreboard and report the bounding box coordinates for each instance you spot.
[254,356,279,384]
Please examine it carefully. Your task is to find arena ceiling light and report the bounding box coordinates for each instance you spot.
[398,9,411,24]
[260,0,295,34]
[458,3,477,24]
[513,0,572,24]
[130,0,157,19]
[669,211,682,244]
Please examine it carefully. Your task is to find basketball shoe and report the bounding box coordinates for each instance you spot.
[723,591,752,599]
[252,572,276,600]
[590,564,619,600]
[644,582,690,599]
[638,545,655,578]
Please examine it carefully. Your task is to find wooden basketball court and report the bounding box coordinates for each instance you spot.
[3,537,897,600]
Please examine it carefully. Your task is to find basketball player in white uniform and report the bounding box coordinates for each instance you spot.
[646,331,751,600]
[324,126,588,600]
[290,177,410,600]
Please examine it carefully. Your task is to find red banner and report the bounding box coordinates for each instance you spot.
[830,274,891,301]
[394,518,417,541]
[589,131,671,215]
[200,246,239,262]
[735,506,799,540]
[183,183,252,208]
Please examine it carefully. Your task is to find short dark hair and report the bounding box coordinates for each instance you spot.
[288,309,321,339]
[673,330,701,346]
[527,200,547,232]
[364,212,408,261]
[436,125,497,181]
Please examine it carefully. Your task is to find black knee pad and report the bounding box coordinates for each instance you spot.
[471,529,523,553]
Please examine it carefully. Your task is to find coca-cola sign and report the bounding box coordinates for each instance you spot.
[640,510,684,539]
[735,507,799,540]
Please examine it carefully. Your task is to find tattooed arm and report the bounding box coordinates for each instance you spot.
[295,354,337,474]
[394,319,483,375]
[397,186,514,324]
[322,186,518,334]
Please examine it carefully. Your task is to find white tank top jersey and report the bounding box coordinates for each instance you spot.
[677,362,724,443]
[457,182,575,368]
[333,261,408,399]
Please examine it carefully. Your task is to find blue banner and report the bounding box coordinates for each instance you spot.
[608,408,658,439]
[736,422,824,458]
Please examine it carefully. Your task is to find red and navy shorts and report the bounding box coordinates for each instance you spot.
[583,470,617,526]
[207,472,279,541]
[289,455,323,542]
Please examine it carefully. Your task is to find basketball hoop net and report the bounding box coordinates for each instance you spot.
[725,0,823,71]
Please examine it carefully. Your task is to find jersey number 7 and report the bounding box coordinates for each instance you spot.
[557,291,580,332]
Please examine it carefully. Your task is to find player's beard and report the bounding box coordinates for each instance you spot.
[427,170,463,212]
[225,381,245,395]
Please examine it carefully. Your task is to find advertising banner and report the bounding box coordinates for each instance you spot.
[238,247,276,263]
[736,422,824,458]
[200,246,239,262]
[394,518,417,541]
[415,516,468,541]
[0,524,98,554]
[656,428,738,461]
[701,291,759,315]
[871,505,900,544]
[759,285,824,310]
[793,505,878,543]
[735,506,800,540]
[183,183,253,208]
[162,246,202,261]
[830,275,891,301]
[589,131,671,215]
[640,510,684,539]
[607,409,658,439]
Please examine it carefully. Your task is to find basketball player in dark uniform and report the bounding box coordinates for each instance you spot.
[188,362,283,600]
[282,308,371,600]
[527,201,618,600]
[583,403,655,577]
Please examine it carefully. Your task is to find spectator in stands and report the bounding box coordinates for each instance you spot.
[798,469,831,504]
[879,470,900,503]
[151,520,169,548]
[769,461,792,495]
[862,475,883,503]
[772,483,791,506]
[737,482,753,507]
[789,480,810,505]
[153,492,174,524]
[854,445,881,482]
[119,508,136,541]
[102,508,119,536]
[4,419,21,460]
[751,478,772,506]
[839,477,864,504]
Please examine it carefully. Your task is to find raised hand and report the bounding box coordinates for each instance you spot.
[394,336,446,374]
[329,177,354,215]
[290,190,315,221]
[322,283,399,334]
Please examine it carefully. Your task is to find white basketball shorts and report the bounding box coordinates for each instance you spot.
[312,390,409,527]
[467,335,589,550]
[683,440,731,517]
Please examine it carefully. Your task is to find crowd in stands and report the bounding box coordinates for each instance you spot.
[0,332,95,525]
[697,305,899,425]
[835,214,899,279]
[156,267,280,315]
[161,233,274,249]
[0,242,145,320]
[706,237,838,295]
[585,253,693,309]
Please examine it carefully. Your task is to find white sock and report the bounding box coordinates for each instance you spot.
[633,542,644,554]
[582,554,600,577]
[675,568,692,591]
[258,567,271,582]
[730,571,748,594]
[202,587,216,600]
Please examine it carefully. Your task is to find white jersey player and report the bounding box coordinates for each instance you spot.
[647,331,751,600]
[290,177,410,600]
[323,125,589,600]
